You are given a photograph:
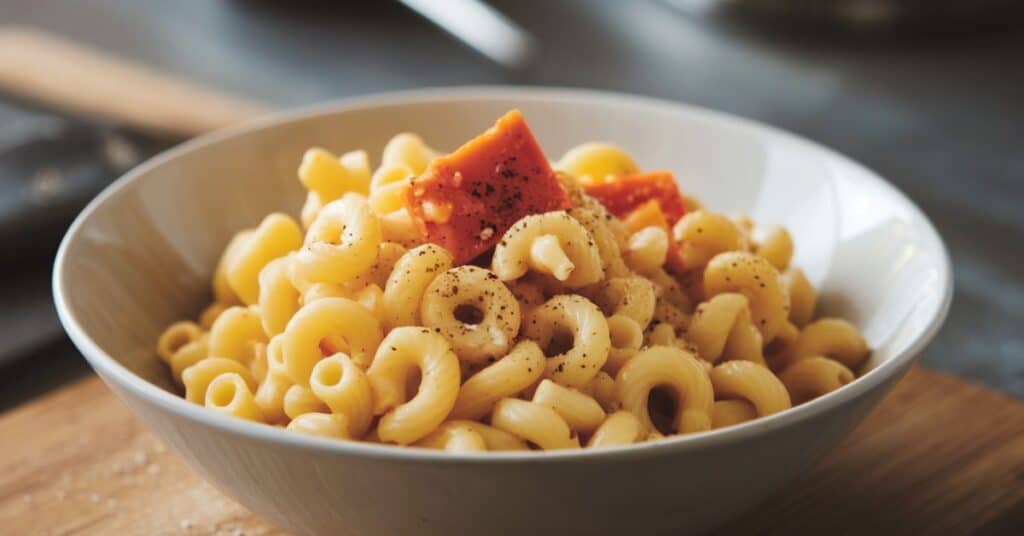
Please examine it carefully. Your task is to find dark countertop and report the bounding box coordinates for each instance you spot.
[0,0,1021,409]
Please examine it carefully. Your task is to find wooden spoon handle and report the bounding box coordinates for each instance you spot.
[0,27,270,137]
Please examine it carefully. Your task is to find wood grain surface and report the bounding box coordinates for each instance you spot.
[0,367,1021,535]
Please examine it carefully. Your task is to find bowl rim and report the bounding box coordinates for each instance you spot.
[53,86,953,463]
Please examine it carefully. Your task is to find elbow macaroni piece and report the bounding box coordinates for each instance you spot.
[711,399,757,429]
[779,356,855,405]
[212,230,253,305]
[587,411,645,448]
[298,148,371,202]
[287,412,351,440]
[309,353,374,437]
[284,384,328,420]
[258,256,301,337]
[532,379,606,435]
[169,335,209,385]
[522,295,610,388]
[425,420,529,451]
[226,214,303,305]
[754,226,794,270]
[589,276,656,329]
[625,226,669,273]
[420,266,520,363]
[414,422,488,453]
[205,372,264,422]
[254,371,291,424]
[580,371,618,413]
[490,398,580,450]
[703,251,789,343]
[366,327,461,445]
[568,206,630,279]
[198,302,230,331]
[368,164,414,215]
[378,209,423,248]
[291,194,382,286]
[383,244,454,328]
[381,133,437,175]
[208,306,268,366]
[157,321,203,364]
[615,346,714,434]
[685,293,765,365]
[604,314,643,374]
[787,318,870,370]
[780,268,817,328]
[182,357,256,405]
[556,142,639,185]
[282,297,383,383]
[450,341,545,420]
[673,211,747,268]
[708,361,791,417]
[492,211,604,287]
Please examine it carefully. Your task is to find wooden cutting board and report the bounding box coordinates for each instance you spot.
[0,367,1022,535]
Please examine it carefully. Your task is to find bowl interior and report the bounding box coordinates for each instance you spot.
[56,89,949,399]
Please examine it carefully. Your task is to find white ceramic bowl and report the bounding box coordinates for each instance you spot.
[53,88,952,536]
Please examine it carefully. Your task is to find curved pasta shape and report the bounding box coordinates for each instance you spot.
[490,398,580,450]
[282,297,383,384]
[703,251,789,343]
[589,276,656,329]
[378,209,423,248]
[604,314,643,374]
[581,371,618,413]
[708,361,791,417]
[625,226,669,273]
[450,341,545,420]
[383,243,454,328]
[427,420,528,451]
[672,211,747,268]
[556,142,638,184]
[685,293,765,365]
[568,206,630,279]
[182,357,256,405]
[614,345,714,434]
[204,372,264,422]
[249,341,269,384]
[652,299,691,332]
[754,225,793,270]
[587,411,645,448]
[647,268,692,311]
[254,371,291,425]
[532,379,606,435]
[157,321,202,364]
[258,256,301,337]
[788,318,869,370]
[420,265,520,363]
[198,302,230,331]
[348,241,409,291]
[507,279,546,317]
[301,191,322,229]
[291,194,382,286]
[366,327,461,445]
[381,132,437,175]
[208,306,267,365]
[414,422,488,453]
[298,147,371,201]
[780,268,817,328]
[711,399,757,429]
[522,295,610,388]
[779,356,855,405]
[368,164,414,215]
[284,384,328,420]
[169,335,209,385]
[492,212,604,287]
[309,353,374,437]
[212,230,253,305]
[226,214,303,305]
[287,412,351,440]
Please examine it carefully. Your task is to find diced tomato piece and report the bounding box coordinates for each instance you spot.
[405,110,571,264]
[622,200,686,273]
[583,171,687,224]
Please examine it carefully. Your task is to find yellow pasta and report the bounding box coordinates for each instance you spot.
[703,251,789,343]
[708,361,791,417]
[198,302,230,331]
[568,206,630,279]
[169,335,209,385]
[711,399,757,429]
[287,412,351,440]
[254,371,291,425]
[587,411,645,448]
[298,147,371,201]
[226,213,303,305]
[781,267,817,328]
[754,225,794,270]
[283,384,328,420]
[685,293,765,365]
[532,379,606,435]
[257,256,300,337]
[282,297,383,383]
[556,142,639,185]
[786,318,870,370]
[380,132,437,175]
[414,422,488,453]
[204,372,264,422]
[300,191,323,229]
[522,295,610,388]
[212,230,253,305]
[604,314,643,374]
[309,353,374,437]
[366,327,461,445]
[208,305,267,366]
[383,243,453,328]
[625,226,669,273]
[492,211,604,287]
[291,194,382,286]
[420,265,520,364]
[615,346,713,434]
[450,341,544,420]
[378,208,423,248]
[182,357,256,405]
[589,276,656,329]
[156,321,202,364]
[368,164,414,215]
[580,371,618,413]
[779,356,855,405]
[490,398,580,450]
[672,210,747,268]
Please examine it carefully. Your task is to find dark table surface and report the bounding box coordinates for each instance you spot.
[0,0,1021,410]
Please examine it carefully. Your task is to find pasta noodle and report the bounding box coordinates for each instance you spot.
[156,120,871,453]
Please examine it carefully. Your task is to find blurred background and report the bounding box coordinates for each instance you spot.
[0,0,1021,408]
